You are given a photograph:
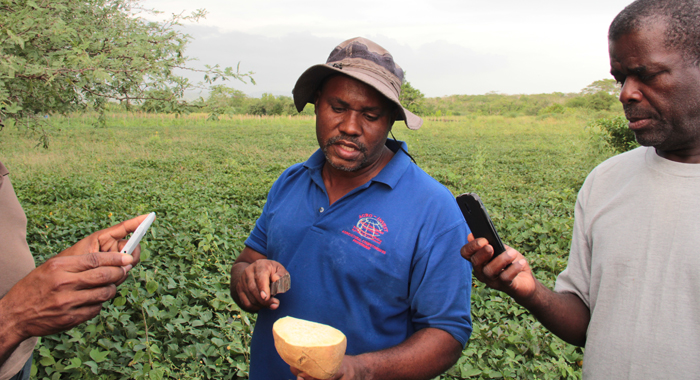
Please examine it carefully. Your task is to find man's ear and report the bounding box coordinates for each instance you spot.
[313,90,321,115]
[389,107,400,130]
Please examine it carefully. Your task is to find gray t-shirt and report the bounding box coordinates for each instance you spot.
[555,147,700,379]
[0,162,37,380]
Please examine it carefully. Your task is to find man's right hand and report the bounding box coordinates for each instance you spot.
[461,234,591,346]
[230,247,289,313]
[461,235,536,301]
[0,252,133,345]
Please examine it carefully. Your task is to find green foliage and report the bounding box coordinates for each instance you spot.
[205,85,248,115]
[0,111,613,379]
[589,116,640,153]
[139,90,197,115]
[565,91,617,111]
[582,79,620,97]
[399,80,426,115]
[0,0,253,124]
[132,78,624,124]
[415,79,621,118]
[186,81,618,121]
[537,103,565,116]
[246,93,294,116]
[423,92,574,117]
[191,89,311,118]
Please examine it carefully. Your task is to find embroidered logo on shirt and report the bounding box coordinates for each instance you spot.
[342,213,388,254]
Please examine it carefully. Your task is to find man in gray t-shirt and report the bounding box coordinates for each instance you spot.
[462,0,700,378]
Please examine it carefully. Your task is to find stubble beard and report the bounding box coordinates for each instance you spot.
[624,104,668,147]
[628,117,700,152]
[322,134,368,172]
[631,121,668,147]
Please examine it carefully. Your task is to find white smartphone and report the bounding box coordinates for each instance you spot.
[120,212,156,255]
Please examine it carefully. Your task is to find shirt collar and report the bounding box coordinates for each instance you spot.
[303,139,411,190]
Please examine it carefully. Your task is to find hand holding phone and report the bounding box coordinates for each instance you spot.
[456,193,505,257]
[121,212,156,255]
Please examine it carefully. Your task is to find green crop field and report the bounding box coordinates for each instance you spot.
[0,111,616,379]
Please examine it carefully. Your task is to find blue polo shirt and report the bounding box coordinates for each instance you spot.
[244,140,472,379]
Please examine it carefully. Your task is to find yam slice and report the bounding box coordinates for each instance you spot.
[272,316,347,379]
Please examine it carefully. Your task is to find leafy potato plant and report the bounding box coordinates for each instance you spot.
[0,111,614,379]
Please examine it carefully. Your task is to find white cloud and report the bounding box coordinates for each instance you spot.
[142,0,634,97]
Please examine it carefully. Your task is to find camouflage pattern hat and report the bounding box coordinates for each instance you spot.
[292,37,423,130]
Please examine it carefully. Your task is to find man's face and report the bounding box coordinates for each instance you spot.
[315,75,395,172]
[609,20,700,155]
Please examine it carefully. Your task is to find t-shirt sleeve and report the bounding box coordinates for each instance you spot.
[244,206,270,256]
[409,219,473,347]
[244,168,293,256]
[554,186,592,308]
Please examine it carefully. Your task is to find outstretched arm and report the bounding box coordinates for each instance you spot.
[292,327,462,380]
[462,236,589,346]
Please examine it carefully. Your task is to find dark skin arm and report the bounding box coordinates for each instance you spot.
[0,215,148,366]
[230,247,289,313]
[0,253,133,365]
[292,327,462,380]
[461,236,590,347]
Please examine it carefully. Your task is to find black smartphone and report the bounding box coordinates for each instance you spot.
[456,193,506,257]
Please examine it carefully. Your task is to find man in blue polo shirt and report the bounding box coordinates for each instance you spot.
[230,37,472,380]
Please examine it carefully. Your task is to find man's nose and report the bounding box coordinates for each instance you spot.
[339,110,362,135]
[619,78,643,104]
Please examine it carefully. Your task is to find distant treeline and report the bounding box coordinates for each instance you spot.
[422,91,620,117]
[121,79,622,119]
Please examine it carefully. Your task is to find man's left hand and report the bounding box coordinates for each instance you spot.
[58,214,150,282]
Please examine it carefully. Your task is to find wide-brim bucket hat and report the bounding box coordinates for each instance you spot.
[292,37,423,130]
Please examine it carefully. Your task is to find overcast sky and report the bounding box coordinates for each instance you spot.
[140,0,633,98]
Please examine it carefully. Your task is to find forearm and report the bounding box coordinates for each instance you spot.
[514,280,590,346]
[0,297,28,366]
[352,328,462,380]
[462,240,589,346]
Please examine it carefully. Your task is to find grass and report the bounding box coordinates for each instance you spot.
[0,110,615,379]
